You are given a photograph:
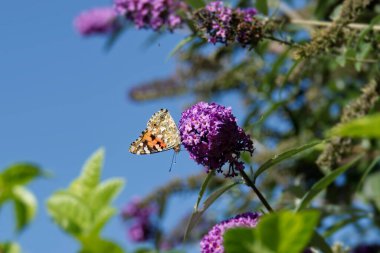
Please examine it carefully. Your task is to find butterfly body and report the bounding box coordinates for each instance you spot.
[129,109,181,155]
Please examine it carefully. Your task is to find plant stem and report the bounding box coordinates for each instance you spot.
[289,19,380,31]
[264,35,294,46]
[239,169,274,213]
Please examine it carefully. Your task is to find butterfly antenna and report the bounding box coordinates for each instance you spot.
[169,151,177,172]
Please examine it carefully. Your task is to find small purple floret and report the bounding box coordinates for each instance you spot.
[74,7,118,36]
[179,102,254,177]
[200,212,260,253]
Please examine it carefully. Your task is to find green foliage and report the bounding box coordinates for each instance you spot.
[255,0,268,16]
[184,180,240,239]
[184,0,205,9]
[224,211,320,253]
[46,148,125,253]
[0,242,21,253]
[296,156,362,211]
[363,171,380,210]
[0,163,43,232]
[253,140,322,183]
[329,113,380,138]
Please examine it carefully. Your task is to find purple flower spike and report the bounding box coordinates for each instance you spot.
[122,198,157,242]
[114,0,187,31]
[74,7,118,36]
[179,102,254,177]
[200,212,260,253]
[195,1,262,47]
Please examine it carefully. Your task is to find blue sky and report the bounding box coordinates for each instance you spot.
[0,0,204,252]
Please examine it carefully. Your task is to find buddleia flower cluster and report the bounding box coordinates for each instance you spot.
[200,212,260,253]
[194,1,263,47]
[74,7,120,36]
[114,0,188,31]
[179,102,254,177]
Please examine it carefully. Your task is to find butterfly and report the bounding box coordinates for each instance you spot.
[129,109,181,155]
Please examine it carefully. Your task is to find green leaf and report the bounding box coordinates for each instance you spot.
[256,0,269,16]
[69,148,104,198]
[184,0,205,9]
[357,15,380,45]
[89,207,116,237]
[167,35,195,60]
[0,242,21,253]
[356,156,380,192]
[1,163,43,186]
[309,231,333,253]
[363,171,380,210]
[47,191,92,235]
[296,156,361,211]
[329,113,380,138]
[184,181,240,240]
[195,171,214,210]
[355,43,372,72]
[81,238,124,253]
[224,211,320,253]
[12,186,37,232]
[89,178,125,211]
[254,140,322,183]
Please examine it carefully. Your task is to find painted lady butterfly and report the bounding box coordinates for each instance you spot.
[129,109,181,155]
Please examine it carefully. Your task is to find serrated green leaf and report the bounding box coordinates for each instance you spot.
[296,156,362,211]
[254,140,322,183]
[256,0,269,16]
[184,181,239,239]
[89,178,125,211]
[47,191,92,235]
[89,207,116,237]
[12,186,37,232]
[224,211,320,253]
[69,148,104,198]
[329,113,380,138]
[1,163,43,186]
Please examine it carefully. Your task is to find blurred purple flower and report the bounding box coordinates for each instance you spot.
[352,244,380,253]
[179,102,254,177]
[200,212,260,253]
[114,0,186,31]
[128,220,154,242]
[74,7,119,36]
[122,198,157,242]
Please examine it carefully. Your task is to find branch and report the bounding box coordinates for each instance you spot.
[289,19,380,31]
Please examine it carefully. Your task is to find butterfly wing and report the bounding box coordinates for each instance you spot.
[129,109,181,155]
